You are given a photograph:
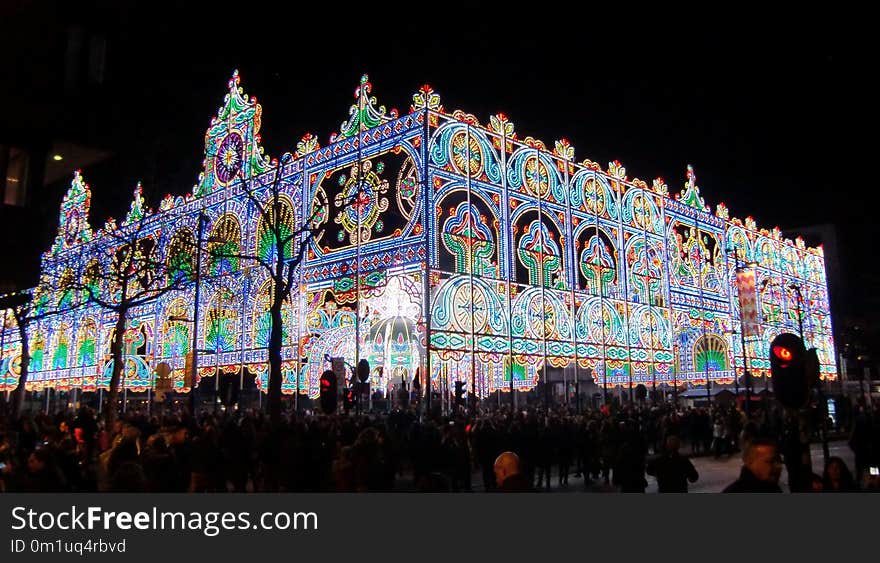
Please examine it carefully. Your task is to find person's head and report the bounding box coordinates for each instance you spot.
[145,433,167,453]
[170,426,189,445]
[493,451,521,486]
[824,457,850,483]
[665,435,681,454]
[742,438,782,484]
[27,449,51,474]
[810,473,824,493]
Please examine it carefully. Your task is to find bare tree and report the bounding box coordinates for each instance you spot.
[0,284,64,417]
[68,195,190,427]
[211,156,328,423]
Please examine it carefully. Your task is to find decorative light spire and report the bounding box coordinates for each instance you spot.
[675,164,710,212]
[334,74,397,142]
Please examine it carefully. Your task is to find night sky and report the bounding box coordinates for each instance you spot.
[5,4,864,322]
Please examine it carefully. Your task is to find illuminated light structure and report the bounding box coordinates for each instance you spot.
[0,73,837,400]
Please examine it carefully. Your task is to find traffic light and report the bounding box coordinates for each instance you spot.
[453,380,466,408]
[319,369,337,414]
[343,387,354,412]
[357,359,371,383]
[770,332,808,409]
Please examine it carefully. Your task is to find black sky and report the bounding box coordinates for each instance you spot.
[4,3,867,322]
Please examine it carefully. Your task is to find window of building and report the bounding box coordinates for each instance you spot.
[2,146,30,206]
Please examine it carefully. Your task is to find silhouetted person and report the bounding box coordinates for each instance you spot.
[822,456,859,493]
[17,449,66,492]
[646,435,699,493]
[722,437,783,493]
[494,451,533,492]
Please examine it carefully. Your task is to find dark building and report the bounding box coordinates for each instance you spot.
[0,1,133,291]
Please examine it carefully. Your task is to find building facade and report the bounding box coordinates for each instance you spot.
[0,73,837,399]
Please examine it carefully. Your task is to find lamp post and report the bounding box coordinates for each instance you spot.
[190,212,207,415]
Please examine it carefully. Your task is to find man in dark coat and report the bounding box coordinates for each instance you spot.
[494,451,533,492]
[646,435,699,493]
[723,437,783,493]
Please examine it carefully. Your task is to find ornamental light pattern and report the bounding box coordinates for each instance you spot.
[0,72,836,397]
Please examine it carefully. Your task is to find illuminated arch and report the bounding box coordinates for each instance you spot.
[204,288,240,354]
[693,334,729,373]
[622,188,662,233]
[51,323,71,370]
[576,225,618,296]
[727,225,752,263]
[513,213,565,289]
[440,200,498,277]
[255,194,296,263]
[208,213,241,275]
[571,170,619,220]
[30,330,46,372]
[76,319,98,367]
[251,279,298,349]
[507,147,563,200]
[161,298,191,359]
[428,122,502,183]
[167,228,196,283]
[58,269,77,309]
[625,236,662,304]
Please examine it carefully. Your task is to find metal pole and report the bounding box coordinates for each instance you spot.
[795,283,829,464]
[1,309,7,404]
[600,266,608,406]
[421,106,432,417]
[732,249,750,416]
[191,212,205,415]
[795,285,804,341]
[673,344,679,407]
[740,327,751,417]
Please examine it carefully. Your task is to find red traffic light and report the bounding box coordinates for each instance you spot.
[772,345,793,367]
[769,333,808,409]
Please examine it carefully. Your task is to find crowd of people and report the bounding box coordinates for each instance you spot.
[1,400,877,493]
